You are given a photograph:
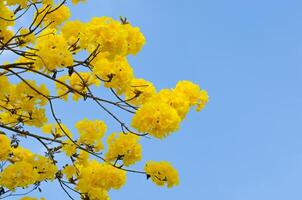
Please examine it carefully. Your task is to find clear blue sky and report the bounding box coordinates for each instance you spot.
[4,0,302,199]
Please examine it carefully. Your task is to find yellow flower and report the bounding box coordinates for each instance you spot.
[34,30,73,72]
[0,162,38,190]
[92,55,134,95]
[31,155,58,182]
[0,147,57,190]
[41,124,53,134]
[0,135,11,161]
[61,20,86,50]
[144,161,179,188]
[197,90,209,111]
[62,165,77,179]
[75,119,106,150]
[76,160,126,198]
[41,123,72,138]
[75,150,90,167]
[87,188,109,200]
[105,132,142,166]
[131,101,181,139]
[34,4,70,28]
[0,28,14,43]
[62,140,77,157]
[0,2,15,28]
[151,89,190,119]
[5,0,28,8]
[125,78,156,106]
[123,23,146,55]
[69,72,100,101]
[175,80,209,111]
[0,78,49,128]
[18,28,36,47]
[11,147,34,163]
[55,75,70,101]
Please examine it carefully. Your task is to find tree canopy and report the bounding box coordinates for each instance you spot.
[0,0,209,199]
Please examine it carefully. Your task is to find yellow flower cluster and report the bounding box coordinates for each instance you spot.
[0,28,14,43]
[61,16,145,56]
[0,162,36,190]
[144,161,179,188]
[0,134,11,161]
[0,2,14,27]
[131,80,208,138]
[124,24,147,55]
[62,165,77,179]
[0,146,57,190]
[58,16,146,95]
[124,78,156,106]
[5,0,52,8]
[41,123,72,138]
[62,140,77,157]
[6,0,29,8]
[75,119,107,151]
[55,72,100,101]
[69,72,100,100]
[175,80,209,111]
[76,160,126,200]
[0,76,49,127]
[55,76,70,101]
[0,2,14,43]
[42,0,54,5]
[34,30,73,72]
[19,28,36,47]
[11,146,33,163]
[132,101,181,139]
[43,123,77,157]
[92,56,134,94]
[152,89,190,119]
[42,119,107,156]
[75,150,90,166]
[42,123,77,156]
[34,4,70,29]
[105,132,142,166]
[4,0,84,8]
[61,20,85,48]
[0,0,209,198]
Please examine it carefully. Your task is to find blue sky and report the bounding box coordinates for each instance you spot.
[3,0,302,199]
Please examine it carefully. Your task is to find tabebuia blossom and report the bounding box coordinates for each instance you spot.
[144,161,179,188]
[105,132,142,166]
[0,0,208,199]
